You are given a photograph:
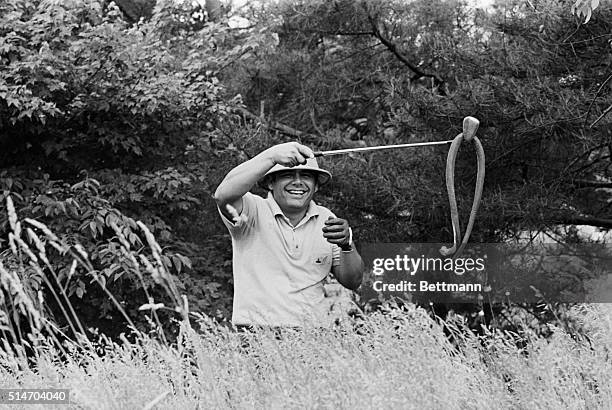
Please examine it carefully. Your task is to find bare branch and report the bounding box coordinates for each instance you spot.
[589,103,612,128]
[364,10,445,92]
[233,107,313,140]
[550,216,612,229]
[572,179,612,189]
[585,71,612,127]
[285,28,375,37]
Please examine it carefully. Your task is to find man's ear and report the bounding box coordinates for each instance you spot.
[265,176,274,191]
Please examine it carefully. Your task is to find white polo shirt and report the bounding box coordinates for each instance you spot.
[219,192,340,327]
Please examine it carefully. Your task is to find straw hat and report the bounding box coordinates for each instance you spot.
[260,157,332,188]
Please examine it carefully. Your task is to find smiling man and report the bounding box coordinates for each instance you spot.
[214,142,363,328]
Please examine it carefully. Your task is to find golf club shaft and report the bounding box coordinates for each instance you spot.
[313,139,454,157]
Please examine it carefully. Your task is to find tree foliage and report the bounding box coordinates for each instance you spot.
[225,0,612,242]
[0,0,261,332]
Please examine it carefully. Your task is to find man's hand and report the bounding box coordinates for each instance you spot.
[323,217,351,250]
[265,142,314,167]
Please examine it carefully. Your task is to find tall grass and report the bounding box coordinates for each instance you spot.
[1,196,611,409]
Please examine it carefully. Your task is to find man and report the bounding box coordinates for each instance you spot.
[214,142,364,328]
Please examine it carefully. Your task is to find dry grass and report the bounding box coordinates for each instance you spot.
[1,305,610,409]
[1,196,611,409]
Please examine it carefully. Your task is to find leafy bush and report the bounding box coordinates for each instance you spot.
[0,0,253,328]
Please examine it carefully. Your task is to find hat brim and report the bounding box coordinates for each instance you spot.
[258,165,332,189]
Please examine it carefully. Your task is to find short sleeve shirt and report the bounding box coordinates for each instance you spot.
[219,192,340,327]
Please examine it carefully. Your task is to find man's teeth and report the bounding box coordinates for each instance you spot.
[288,190,306,194]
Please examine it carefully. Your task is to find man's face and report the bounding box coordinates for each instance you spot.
[268,170,318,213]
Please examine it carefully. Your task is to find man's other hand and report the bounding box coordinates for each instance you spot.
[323,217,351,248]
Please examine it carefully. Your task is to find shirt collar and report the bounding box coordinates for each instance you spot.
[266,191,320,221]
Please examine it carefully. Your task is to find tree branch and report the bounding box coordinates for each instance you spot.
[286,28,374,37]
[233,107,314,140]
[584,71,612,127]
[589,103,612,128]
[572,179,612,189]
[572,154,611,175]
[365,12,445,91]
[550,216,612,229]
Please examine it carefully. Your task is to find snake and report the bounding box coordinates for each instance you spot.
[439,117,486,258]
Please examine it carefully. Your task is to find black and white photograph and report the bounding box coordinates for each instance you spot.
[0,0,611,408]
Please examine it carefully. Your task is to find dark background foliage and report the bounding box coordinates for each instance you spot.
[0,0,610,336]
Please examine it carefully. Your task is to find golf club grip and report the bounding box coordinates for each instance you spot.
[313,151,324,157]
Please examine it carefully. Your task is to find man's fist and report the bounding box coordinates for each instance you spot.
[322,217,351,250]
[266,142,314,167]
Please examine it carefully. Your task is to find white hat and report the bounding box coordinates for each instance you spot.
[261,157,332,187]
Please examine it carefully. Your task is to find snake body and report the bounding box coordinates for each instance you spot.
[439,120,486,259]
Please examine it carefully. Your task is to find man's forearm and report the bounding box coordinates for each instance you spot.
[334,249,364,291]
[214,150,275,207]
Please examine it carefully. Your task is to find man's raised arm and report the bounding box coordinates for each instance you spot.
[213,142,314,220]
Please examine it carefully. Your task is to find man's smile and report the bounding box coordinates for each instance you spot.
[286,188,308,197]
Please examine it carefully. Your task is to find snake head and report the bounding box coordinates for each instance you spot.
[462,117,479,142]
